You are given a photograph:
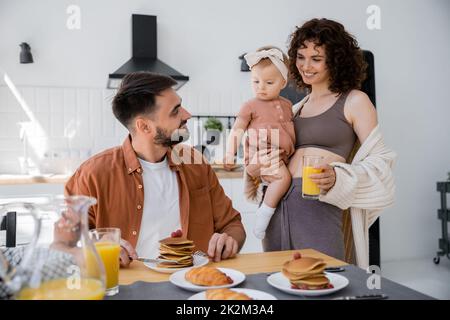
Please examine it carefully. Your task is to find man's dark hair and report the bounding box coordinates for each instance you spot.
[112,71,177,129]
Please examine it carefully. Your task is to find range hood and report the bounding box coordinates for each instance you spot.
[108,14,189,90]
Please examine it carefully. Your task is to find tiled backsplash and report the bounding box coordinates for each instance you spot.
[0,86,250,174]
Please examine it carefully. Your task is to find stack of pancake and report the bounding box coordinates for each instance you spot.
[157,237,195,268]
[282,256,331,290]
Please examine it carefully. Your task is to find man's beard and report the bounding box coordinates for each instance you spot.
[154,122,190,147]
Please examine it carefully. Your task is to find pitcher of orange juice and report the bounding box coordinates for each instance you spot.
[0,195,106,300]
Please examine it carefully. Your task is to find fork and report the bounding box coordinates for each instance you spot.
[333,294,388,300]
[193,250,210,263]
[193,250,208,258]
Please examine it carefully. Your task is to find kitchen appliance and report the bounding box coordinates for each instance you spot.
[361,50,380,268]
[108,15,189,89]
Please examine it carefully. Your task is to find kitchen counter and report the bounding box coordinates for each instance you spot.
[0,174,72,185]
[0,166,244,185]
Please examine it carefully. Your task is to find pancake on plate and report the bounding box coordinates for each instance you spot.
[282,256,333,290]
[157,237,195,268]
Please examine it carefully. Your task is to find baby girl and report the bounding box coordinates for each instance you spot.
[224,46,295,239]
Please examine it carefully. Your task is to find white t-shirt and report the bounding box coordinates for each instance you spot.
[135,156,181,258]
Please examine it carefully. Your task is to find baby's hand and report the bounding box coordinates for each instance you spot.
[223,154,236,171]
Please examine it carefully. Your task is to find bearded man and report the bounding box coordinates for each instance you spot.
[65,72,246,267]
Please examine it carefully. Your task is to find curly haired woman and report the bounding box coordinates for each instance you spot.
[244,18,396,268]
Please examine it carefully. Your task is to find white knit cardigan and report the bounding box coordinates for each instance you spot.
[244,98,396,269]
[318,125,396,269]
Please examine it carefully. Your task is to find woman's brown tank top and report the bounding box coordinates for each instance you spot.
[294,92,357,160]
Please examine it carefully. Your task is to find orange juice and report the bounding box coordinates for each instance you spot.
[83,246,102,279]
[94,242,120,290]
[17,278,105,300]
[302,166,323,199]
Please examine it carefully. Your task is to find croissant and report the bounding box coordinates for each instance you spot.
[185,267,233,286]
[206,288,252,300]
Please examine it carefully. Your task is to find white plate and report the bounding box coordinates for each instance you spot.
[267,272,349,297]
[188,288,277,300]
[143,255,209,274]
[169,267,246,292]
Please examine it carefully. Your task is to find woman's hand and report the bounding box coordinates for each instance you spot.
[309,164,336,193]
[246,148,285,182]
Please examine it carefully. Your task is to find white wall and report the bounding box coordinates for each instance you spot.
[1,0,449,262]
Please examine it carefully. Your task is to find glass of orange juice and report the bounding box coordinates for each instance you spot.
[89,228,121,296]
[302,155,324,200]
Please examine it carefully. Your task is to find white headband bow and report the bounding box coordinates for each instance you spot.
[244,48,288,80]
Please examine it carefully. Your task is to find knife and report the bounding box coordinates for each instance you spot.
[334,294,388,300]
[135,257,180,265]
[324,266,345,272]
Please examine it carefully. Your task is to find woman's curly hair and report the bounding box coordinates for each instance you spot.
[288,18,367,94]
